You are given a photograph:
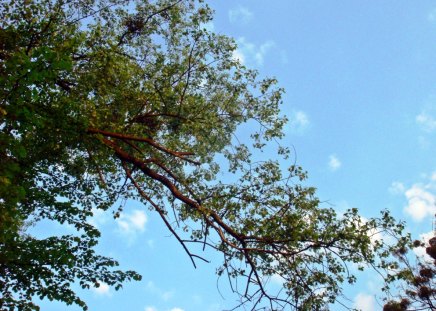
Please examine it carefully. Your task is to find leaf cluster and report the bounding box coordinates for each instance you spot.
[0,0,413,310]
[383,236,436,311]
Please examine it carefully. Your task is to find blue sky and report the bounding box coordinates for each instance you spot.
[37,1,436,310]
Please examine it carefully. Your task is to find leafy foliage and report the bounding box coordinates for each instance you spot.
[0,0,412,310]
[0,0,142,309]
[383,236,436,311]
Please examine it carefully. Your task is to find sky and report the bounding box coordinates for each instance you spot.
[35,1,436,310]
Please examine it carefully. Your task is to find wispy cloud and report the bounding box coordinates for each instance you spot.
[416,104,436,148]
[91,282,111,296]
[328,154,341,171]
[117,209,147,235]
[354,293,375,311]
[287,110,310,134]
[389,181,405,195]
[416,111,436,132]
[88,207,110,228]
[228,6,253,25]
[233,37,275,66]
[146,281,174,302]
[169,308,185,311]
[255,41,275,65]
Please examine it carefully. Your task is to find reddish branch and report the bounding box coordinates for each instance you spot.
[87,129,271,298]
[87,128,199,164]
[94,134,242,242]
[121,162,208,267]
[87,128,361,308]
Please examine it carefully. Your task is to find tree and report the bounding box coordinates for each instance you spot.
[383,235,436,310]
[0,1,143,309]
[0,0,412,310]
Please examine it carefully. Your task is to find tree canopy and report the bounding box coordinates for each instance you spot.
[0,0,413,310]
[383,235,436,310]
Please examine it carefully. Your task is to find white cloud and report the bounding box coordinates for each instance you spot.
[354,293,375,311]
[389,181,405,195]
[233,37,275,66]
[232,49,245,64]
[88,207,110,228]
[169,308,184,311]
[346,215,386,249]
[413,231,435,262]
[254,41,275,66]
[389,174,436,222]
[146,281,174,302]
[91,282,111,296]
[287,110,310,134]
[404,184,436,222]
[228,6,253,24]
[116,209,147,235]
[328,154,341,171]
[416,111,436,132]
